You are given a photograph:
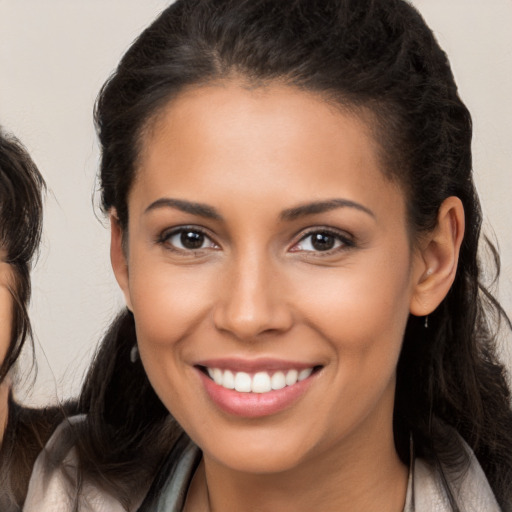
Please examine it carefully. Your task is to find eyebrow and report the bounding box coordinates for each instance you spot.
[144,198,222,220]
[280,199,375,221]
[144,197,374,222]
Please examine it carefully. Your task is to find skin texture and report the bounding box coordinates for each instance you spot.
[111,83,464,512]
[0,258,13,442]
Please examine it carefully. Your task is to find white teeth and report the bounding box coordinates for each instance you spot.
[285,369,298,386]
[252,372,272,393]
[213,368,223,386]
[234,372,252,392]
[206,367,314,393]
[298,368,313,381]
[271,371,286,390]
[223,370,235,389]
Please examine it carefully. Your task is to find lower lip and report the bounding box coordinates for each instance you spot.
[197,369,315,418]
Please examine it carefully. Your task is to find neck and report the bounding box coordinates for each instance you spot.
[0,378,10,444]
[187,418,408,512]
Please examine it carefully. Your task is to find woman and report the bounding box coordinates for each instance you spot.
[25,0,512,510]
[0,130,74,510]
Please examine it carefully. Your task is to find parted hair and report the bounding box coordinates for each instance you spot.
[76,1,512,510]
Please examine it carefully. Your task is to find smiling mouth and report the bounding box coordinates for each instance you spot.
[198,366,322,394]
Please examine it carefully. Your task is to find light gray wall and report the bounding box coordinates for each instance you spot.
[0,1,510,406]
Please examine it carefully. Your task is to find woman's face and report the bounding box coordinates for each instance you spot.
[113,83,427,474]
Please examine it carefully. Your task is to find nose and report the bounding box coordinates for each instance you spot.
[213,252,293,340]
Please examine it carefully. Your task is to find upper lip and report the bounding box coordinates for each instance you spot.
[195,357,320,373]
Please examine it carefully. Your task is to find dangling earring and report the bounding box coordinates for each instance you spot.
[424,315,429,329]
[130,344,139,363]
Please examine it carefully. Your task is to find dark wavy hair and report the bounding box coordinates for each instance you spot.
[0,131,78,511]
[0,130,45,508]
[0,130,44,384]
[77,0,512,509]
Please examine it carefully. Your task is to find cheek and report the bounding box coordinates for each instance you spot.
[291,261,412,433]
[128,258,215,350]
[296,255,412,351]
[291,249,413,424]
[128,262,214,420]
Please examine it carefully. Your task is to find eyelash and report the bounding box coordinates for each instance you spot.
[290,228,355,255]
[157,226,355,255]
[157,226,218,253]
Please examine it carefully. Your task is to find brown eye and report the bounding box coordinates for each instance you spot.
[310,233,336,251]
[291,229,353,254]
[180,230,205,249]
[162,228,217,251]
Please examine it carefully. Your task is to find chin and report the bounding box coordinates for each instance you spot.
[208,444,308,475]
[191,422,321,475]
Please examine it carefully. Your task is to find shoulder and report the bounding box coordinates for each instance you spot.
[412,437,503,512]
[0,396,77,511]
[23,415,132,512]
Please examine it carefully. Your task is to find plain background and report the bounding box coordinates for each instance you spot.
[0,0,511,406]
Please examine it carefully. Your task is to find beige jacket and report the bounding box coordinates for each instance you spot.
[24,416,502,512]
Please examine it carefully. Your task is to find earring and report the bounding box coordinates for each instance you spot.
[424,315,429,329]
[130,344,139,363]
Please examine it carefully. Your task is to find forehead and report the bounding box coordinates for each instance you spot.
[143,82,378,166]
[132,82,406,223]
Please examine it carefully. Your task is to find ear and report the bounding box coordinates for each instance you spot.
[410,196,465,317]
[110,210,133,311]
